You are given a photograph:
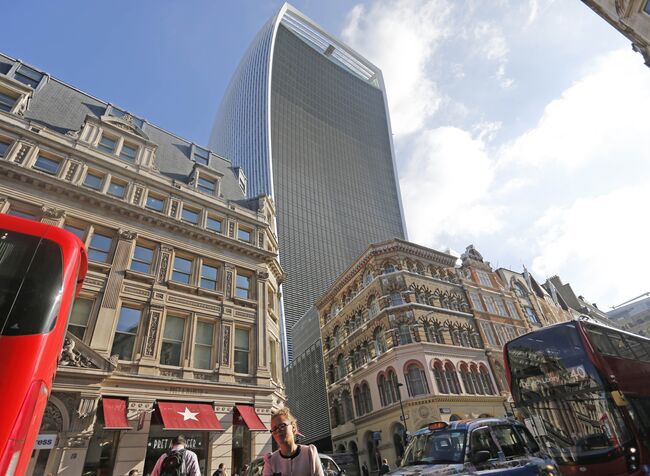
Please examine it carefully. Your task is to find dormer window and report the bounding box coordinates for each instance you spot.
[98,134,117,154]
[198,176,216,195]
[0,90,18,113]
[96,131,140,165]
[119,142,137,163]
[192,146,210,166]
[13,65,43,89]
[107,105,144,128]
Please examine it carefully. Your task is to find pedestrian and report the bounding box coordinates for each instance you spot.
[263,407,324,476]
[128,471,140,476]
[380,458,390,475]
[240,464,249,476]
[361,462,369,476]
[212,463,227,476]
[150,435,201,476]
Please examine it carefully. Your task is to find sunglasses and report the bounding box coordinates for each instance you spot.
[269,422,292,434]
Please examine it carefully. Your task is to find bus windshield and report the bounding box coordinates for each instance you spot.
[0,229,63,336]
[506,323,633,465]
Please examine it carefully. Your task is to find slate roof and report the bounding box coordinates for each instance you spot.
[0,53,252,208]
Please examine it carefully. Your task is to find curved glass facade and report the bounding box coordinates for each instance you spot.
[210,6,406,361]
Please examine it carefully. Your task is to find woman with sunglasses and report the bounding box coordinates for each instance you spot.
[263,407,324,476]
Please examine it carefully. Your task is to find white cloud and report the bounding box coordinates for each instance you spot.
[531,184,650,308]
[499,49,650,170]
[342,0,451,135]
[399,127,501,244]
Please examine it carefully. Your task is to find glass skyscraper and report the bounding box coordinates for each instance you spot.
[210,4,406,362]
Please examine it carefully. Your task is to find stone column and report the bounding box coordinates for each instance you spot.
[255,271,270,381]
[90,230,138,355]
[113,400,155,476]
[41,206,66,227]
[56,394,99,476]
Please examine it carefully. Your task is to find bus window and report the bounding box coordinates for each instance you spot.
[0,230,63,335]
[622,335,650,362]
[608,332,636,359]
[586,327,617,357]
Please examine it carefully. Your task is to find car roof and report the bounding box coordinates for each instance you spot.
[413,417,520,436]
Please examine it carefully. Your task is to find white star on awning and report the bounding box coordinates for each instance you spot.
[178,407,199,421]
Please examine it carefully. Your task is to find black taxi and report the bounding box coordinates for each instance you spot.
[391,418,559,475]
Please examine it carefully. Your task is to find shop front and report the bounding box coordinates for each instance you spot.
[143,401,223,475]
[231,404,268,474]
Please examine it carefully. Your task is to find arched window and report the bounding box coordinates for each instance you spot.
[354,386,363,416]
[331,302,340,317]
[331,398,340,427]
[368,296,380,318]
[460,331,471,347]
[460,363,474,394]
[444,362,461,394]
[426,326,438,343]
[414,262,424,275]
[378,373,388,406]
[470,364,483,394]
[333,326,341,347]
[363,270,374,287]
[390,291,404,307]
[327,364,335,385]
[433,361,448,394]
[336,354,346,380]
[374,327,386,356]
[451,329,461,346]
[383,263,395,274]
[514,282,527,298]
[387,370,400,403]
[342,389,354,421]
[470,332,482,348]
[405,363,429,396]
[416,291,429,304]
[398,324,412,345]
[361,382,373,414]
[480,365,496,395]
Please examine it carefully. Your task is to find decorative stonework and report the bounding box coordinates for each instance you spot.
[65,161,80,182]
[222,325,231,366]
[13,144,31,165]
[133,186,144,206]
[226,266,234,298]
[118,229,138,241]
[170,200,180,219]
[123,285,151,298]
[257,270,269,281]
[145,308,162,357]
[41,402,64,432]
[59,337,96,368]
[258,231,264,248]
[158,247,173,283]
[167,296,220,312]
[42,206,66,219]
[229,221,235,238]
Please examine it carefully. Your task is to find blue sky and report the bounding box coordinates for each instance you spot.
[3,1,649,309]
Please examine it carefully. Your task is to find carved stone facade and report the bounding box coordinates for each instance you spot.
[317,239,505,472]
[581,0,650,66]
[0,52,285,476]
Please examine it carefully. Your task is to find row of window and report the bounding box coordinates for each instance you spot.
[470,291,520,319]
[325,263,460,323]
[72,301,253,372]
[480,321,525,348]
[1,136,257,245]
[330,360,495,427]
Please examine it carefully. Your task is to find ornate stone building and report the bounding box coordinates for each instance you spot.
[458,246,530,394]
[496,268,573,328]
[0,53,285,476]
[581,0,650,65]
[319,240,505,472]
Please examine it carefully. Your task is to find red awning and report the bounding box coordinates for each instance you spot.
[102,398,131,430]
[234,404,267,431]
[158,402,223,431]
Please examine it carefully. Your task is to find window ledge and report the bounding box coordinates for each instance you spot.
[197,287,223,299]
[88,260,112,272]
[232,296,257,307]
[124,269,156,284]
[166,280,198,293]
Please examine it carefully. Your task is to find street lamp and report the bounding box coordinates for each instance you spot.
[396,382,408,447]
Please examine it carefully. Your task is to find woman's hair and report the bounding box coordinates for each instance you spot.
[271,406,296,423]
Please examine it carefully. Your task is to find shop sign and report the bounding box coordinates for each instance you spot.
[149,436,203,450]
[34,434,57,449]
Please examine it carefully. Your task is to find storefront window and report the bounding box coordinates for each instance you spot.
[231,424,252,476]
[82,431,120,476]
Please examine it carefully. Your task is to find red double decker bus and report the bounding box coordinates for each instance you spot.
[504,319,650,476]
[0,213,87,476]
